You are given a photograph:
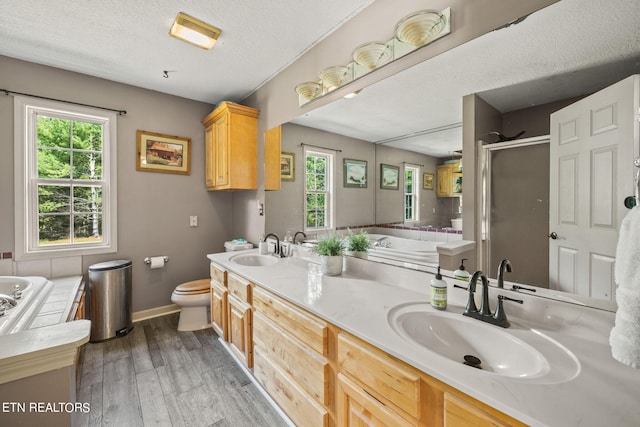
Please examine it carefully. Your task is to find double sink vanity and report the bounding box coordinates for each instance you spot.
[207,248,640,427]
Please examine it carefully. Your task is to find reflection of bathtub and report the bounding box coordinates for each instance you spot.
[0,276,53,335]
[367,234,441,265]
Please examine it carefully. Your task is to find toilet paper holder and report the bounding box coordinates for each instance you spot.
[144,256,169,265]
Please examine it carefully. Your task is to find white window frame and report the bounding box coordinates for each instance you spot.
[14,96,118,260]
[404,165,420,223]
[303,147,335,233]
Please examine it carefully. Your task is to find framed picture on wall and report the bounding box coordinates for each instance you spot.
[423,172,434,190]
[380,164,399,190]
[280,152,295,181]
[136,130,191,175]
[343,159,367,188]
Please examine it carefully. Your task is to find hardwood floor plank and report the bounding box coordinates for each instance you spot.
[177,329,204,352]
[163,393,187,427]
[143,323,165,369]
[156,335,204,394]
[129,322,155,374]
[80,341,104,388]
[136,369,173,427]
[103,334,132,364]
[102,356,143,427]
[175,383,225,427]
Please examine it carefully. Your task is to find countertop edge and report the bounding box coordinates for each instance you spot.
[0,319,90,384]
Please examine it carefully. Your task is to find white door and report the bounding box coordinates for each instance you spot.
[549,75,639,301]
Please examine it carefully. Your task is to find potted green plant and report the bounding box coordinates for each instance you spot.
[346,229,371,259]
[314,234,345,275]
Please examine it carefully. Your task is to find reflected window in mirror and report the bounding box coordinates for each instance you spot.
[305,147,335,232]
[404,165,419,222]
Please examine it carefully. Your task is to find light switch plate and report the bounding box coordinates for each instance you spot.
[190,215,198,227]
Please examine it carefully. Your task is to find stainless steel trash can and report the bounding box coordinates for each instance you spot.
[88,260,133,342]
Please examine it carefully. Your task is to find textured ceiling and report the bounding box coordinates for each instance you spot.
[2,0,639,158]
[0,0,374,104]
[292,0,640,157]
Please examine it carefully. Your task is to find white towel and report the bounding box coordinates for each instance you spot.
[610,206,640,368]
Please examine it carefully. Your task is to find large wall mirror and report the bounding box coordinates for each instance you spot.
[265,0,640,309]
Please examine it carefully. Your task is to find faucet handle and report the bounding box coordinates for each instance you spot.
[454,283,479,315]
[492,295,524,328]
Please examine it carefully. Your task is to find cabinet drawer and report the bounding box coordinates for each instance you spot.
[210,262,227,286]
[254,348,328,427]
[253,287,328,356]
[338,332,421,420]
[227,272,251,303]
[444,392,510,427]
[337,373,414,427]
[254,311,330,405]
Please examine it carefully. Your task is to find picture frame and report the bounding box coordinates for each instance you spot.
[380,164,399,190]
[423,172,434,190]
[136,130,191,175]
[280,151,295,181]
[343,158,367,188]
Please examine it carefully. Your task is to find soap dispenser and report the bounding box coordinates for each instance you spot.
[454,258,470,282]
[430,266,447,310]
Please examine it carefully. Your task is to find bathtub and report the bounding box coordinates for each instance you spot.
[366,234,441,265]
[0,276,53,335]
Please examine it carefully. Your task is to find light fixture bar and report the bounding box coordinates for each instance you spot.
[169,12,221,50]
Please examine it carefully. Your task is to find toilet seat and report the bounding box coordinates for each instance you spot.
[173,279,210,295]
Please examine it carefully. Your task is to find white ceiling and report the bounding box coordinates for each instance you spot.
[292,0,640,157]
[2,1,639,158]
[0,0,374,103]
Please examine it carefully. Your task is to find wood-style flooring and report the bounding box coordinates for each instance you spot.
[76,313,288,427]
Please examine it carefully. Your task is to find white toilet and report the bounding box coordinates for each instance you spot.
[170,279,211,331]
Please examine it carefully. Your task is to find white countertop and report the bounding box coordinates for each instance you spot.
[208,249,640,427]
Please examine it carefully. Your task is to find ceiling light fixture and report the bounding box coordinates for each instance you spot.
[169,12,221,50]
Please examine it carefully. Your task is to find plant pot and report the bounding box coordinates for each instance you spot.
[346,250,368,259]
[320,255,343,276]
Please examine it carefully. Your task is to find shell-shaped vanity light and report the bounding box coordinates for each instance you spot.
[395,9,448,47]
[352,42,392,70]
[319,65,352,92]
[295,81,322,101]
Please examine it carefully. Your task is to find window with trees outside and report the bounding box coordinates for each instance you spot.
[14,96,117,260]
[305,148,334,232]
[404,165,419,222]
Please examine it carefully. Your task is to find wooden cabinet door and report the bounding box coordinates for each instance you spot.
[337,374,413,427]
[205,125,216,189]
[437,165,452,196]
[264,125,282,191]
[210,280,228,340]
[213,115,229,188]
[228,294,252,368]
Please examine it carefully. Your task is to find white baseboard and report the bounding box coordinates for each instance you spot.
[132,304,180,323]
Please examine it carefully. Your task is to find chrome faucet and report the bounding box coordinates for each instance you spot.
[497,259,512,288]
[454,271,523,328]
[293,231,307,244]
[0,294,18,316]
[264,233,284,257]
[373,236,390,248]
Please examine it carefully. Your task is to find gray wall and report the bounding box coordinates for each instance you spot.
[0,55,232,312]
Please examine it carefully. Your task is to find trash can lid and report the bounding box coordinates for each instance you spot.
[89,260,132,271]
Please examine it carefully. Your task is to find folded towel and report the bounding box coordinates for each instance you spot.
[610,206,640,368]
[614,207,640,289]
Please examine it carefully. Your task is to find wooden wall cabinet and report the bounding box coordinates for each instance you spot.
[202,102,259,191]
[437,162,462,197]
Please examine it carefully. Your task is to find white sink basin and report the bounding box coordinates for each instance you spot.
[230,254,279,267]
[388,303,580,383]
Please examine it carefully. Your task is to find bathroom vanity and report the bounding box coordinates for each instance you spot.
[208,249,640,427]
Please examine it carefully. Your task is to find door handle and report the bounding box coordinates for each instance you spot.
[624,196,636,209]
[548,232,558,240]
